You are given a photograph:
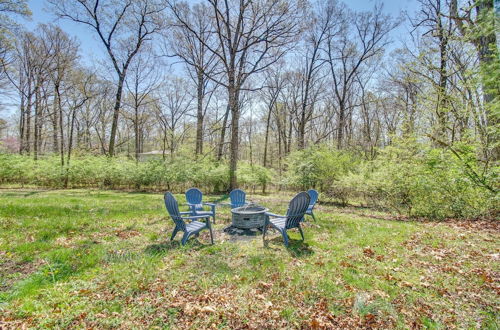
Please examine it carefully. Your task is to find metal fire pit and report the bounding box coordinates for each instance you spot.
[231,204,268,229]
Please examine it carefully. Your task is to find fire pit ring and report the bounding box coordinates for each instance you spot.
[231,204,268,229]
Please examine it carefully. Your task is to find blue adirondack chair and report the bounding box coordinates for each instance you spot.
[229,189,247,208]
[185,188,216,223]
[164,192,214,246]
[305,189,319,221]
[263,192,311,247]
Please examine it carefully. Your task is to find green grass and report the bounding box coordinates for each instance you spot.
[0,189,498,328]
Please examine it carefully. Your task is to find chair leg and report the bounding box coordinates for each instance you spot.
[281,230,289,247]
[262,217,269,245]
[209,226,214,245]
[211,205,216,224]
[205,217,214,244]
[311,211,317,221]
[298,225,305,241]
[181,232,191,246]
[170,227,179,241]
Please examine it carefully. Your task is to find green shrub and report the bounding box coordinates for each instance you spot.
[285,145,358,191]
[0,154,270,193]
[340,139,497,219]
[237,162,274,193]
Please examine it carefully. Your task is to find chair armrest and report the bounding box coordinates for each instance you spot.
[204,203,216,214]
[265,212,286,218]
[181,214,212,221]
[180,211,191,215]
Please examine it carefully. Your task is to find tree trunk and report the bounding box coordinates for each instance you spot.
[217,104,230,161]
[52,92,59,154]
[25,86,32,154]
[287,111,293,154]
[337,102,345,149]
[228,86,240,191]
[278,128,282,177]
[33,84,41,161]
[262,104,272,167]
[298,116,305,150]
[108,73,125,156]
[64,107,76,188]
[19,90,26,154]
[195,69,204,156]
[435,20,449,143]
[56,85,65,166]
[134,103,140,162]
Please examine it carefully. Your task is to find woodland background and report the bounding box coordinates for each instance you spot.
[0,0,498,219]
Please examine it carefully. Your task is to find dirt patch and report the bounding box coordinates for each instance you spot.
[115,229,141,239]
[0,251,41,292]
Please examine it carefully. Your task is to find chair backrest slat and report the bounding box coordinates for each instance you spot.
[164,192,186,231]
[229,189,246,208]
[185,188,203,210]
[286,192,310,229]
[307,189,319,206]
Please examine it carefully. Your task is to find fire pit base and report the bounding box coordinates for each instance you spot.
[231,205,268,229]
[223,226,262,236]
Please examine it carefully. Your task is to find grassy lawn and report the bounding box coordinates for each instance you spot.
[0,189,498,329]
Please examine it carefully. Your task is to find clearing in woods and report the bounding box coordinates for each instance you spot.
[0,189,498,328]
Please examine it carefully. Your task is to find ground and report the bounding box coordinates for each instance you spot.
[0,189,498,329]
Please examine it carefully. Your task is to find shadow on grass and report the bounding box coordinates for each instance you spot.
[288,241,314,258]
[264,236,315,258]
[22,190,50,197]
[211,194,229,204]
[144,238,211,255]
[144,242,181,255]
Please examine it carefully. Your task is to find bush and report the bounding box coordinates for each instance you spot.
[237,162,274,193]
[1,140,495,220]
[285,145,358,191]
[340,139,498,219]
[0,154,270,193]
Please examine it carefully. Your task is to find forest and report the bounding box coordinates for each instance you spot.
[0,0,498,218]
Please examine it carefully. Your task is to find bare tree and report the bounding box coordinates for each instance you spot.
[166,2,218,156]
[450,0,498,109]
[411,0,453,141]
[261,66,285,167]
[295,0,336,149]
[48,0,166,156]
[0,0,31,93]
[450,0,498,159]
[169,0,301,189]
[63,69,94,186]
[156,77,193,158]
[39,24,79,165]
[324,3,398,149]
[123,49,161,161]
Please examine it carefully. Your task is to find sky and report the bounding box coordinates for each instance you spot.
[24,0,420,64]
[1,0,419,118]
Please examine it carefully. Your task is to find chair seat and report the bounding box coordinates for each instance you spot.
[193,211,214,216]
[269,217,287,230]
[185,220,207,232]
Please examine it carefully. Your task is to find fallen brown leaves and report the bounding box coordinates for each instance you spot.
[50,277,399,329]
[115,229,141,239]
